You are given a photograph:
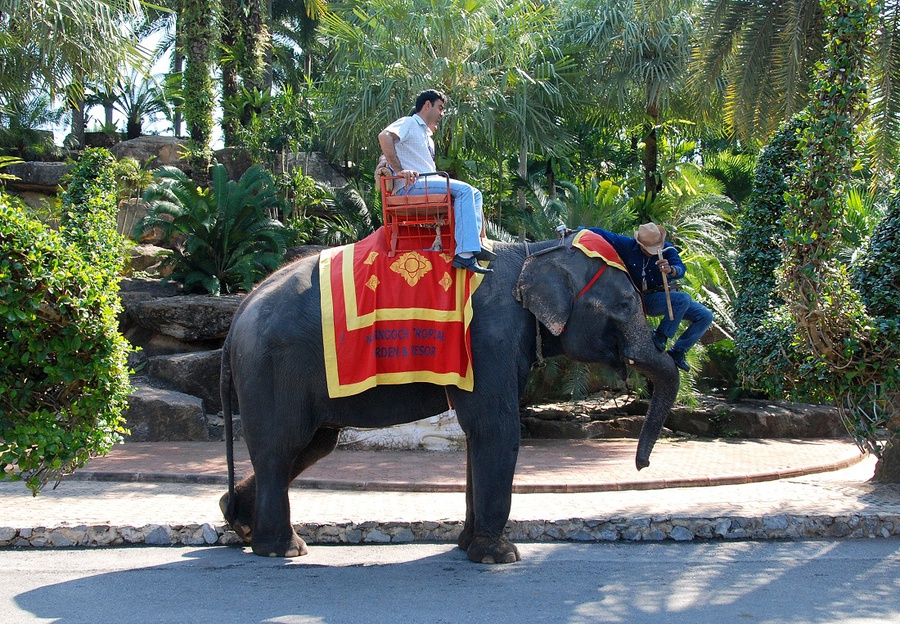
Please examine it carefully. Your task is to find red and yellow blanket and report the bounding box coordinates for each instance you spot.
[570,229,628,273]
[319,228,487,398]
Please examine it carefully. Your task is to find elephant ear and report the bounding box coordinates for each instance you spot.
[513,249,575,336]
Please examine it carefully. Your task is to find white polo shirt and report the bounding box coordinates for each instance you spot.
[383,114,435,174]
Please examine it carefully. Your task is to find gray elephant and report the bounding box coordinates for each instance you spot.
[219,233,679,564]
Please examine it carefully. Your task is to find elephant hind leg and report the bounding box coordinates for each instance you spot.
[226,427,341,556]
[220,474,256,544]
[289,426,341,480]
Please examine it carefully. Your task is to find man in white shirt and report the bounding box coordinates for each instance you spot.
[378,89,492,274]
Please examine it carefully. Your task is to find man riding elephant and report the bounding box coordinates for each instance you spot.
[581,222,713,372]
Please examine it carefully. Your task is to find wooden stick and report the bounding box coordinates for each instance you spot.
[658,249,674,321]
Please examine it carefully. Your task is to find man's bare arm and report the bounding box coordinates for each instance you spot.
[378,129,418,183]
[378,130,404,172]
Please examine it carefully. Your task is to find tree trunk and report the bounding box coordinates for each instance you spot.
[126,117,141,140]
[239,0,269,126]
[643,103,661,203]
[181,0,218,187]
[517,145,527,242]
[546,158,556,201]
[70,98,85,149]
[172,21,184,137]
[874,437,900,482]
[220,0,240,146]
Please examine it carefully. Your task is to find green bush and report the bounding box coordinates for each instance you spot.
[0,156,131,493]
[854,191,900,320]
[138,163,292,295]
[733,117,805,398]
[59,149,125,288]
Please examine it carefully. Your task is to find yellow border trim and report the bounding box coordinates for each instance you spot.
[342,243,484,329]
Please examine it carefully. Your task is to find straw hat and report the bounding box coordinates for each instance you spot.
[635,222,666,254]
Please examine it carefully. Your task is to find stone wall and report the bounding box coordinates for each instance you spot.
[521,393,845,440]
[4,512,899,549]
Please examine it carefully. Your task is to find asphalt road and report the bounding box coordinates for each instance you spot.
[4,540,900,623]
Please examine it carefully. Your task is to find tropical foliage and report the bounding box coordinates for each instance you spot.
[7,0,900,472]
[0,93,63,159]
[137,164,292,295]
[0,0,146,102]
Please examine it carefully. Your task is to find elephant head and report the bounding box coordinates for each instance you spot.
[513,242,679,470]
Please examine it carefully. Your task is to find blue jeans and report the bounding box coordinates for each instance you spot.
[644,291,713,353]
[399,178,484,255]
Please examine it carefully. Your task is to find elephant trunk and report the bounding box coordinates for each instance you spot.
[631,349,680,471]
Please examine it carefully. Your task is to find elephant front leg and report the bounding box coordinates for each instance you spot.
[462,431,522,564]
[457,444,476,551]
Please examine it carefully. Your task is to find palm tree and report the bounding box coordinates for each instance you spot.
[119,72,170,139]
[180,0,219,184]
[692,0,900,178]
[269,0,327,88]
[0,0,149,148]
[0,93,64,159]
[565,0,696,204]
[91,70,171,139]
[0,0,146,100]
[134,0,185,136]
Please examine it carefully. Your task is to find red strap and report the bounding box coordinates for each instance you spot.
[574,264,607,303]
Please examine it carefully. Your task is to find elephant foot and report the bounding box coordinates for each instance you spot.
[219,492,252,543]
[251,531,309,558]
[457,524,475,551]
[466,535,521,564]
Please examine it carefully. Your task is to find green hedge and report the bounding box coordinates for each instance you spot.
[0,149,131,494]
[734,117,805,398]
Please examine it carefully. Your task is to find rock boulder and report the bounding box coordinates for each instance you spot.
[145,349,236,414]
[6,162,70,193]
[124,380,209,442]
[129,294,244,342]
[111,136,190,170]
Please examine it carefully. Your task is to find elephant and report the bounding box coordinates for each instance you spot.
[219,233,680,564]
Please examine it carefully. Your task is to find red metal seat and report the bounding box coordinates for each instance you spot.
[379,172,454,257]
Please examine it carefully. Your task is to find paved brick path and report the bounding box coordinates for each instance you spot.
[4,438,900,549]
[68,438,864,492]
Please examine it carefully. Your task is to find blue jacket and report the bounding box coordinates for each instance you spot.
[582,227,685,293]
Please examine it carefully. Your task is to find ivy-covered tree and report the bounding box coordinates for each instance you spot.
[775,0,900,478]
[181,0,220,186]
[734,117,806,397]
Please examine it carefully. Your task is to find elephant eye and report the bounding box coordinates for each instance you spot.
[614,296,637,317]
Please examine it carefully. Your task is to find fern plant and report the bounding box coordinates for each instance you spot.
[138,164,292,295]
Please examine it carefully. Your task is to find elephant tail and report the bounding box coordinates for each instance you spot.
[220,343,236,522]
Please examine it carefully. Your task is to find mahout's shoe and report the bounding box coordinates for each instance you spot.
[667,349,690,372]
[452,254,493,274]
[652,329,667,352]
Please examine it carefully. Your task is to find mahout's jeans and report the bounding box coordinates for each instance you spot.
[398,177,483,255]
[644,291,713,353]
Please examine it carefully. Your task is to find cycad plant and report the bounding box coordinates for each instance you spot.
[138,164,292,295]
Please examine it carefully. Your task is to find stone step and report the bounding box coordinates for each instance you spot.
[124,379,209,442]
[144,349,233,414]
